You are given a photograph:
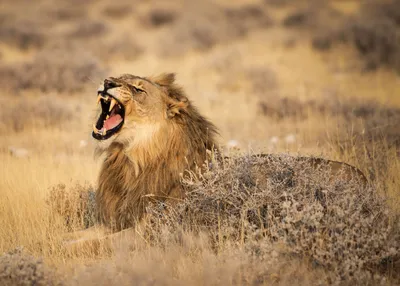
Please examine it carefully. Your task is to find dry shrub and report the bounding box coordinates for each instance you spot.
[348,15,400,71]
[143,8,178,28]
[258,97,305,120]
[0,46,103,93]
[0,248,63,286]
[0,21,46,50]
[47,183,96,231]
[282,3,343,30]
[145,153,400,282]
[255,74,400,141]
[0,97,73,133]
[344,0,400,71]
[224,4,273,32]
[43,4,87,22]
[283,10,310,28]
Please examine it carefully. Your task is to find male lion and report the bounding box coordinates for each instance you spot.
[93,73,218,231]
[65,73,367,252]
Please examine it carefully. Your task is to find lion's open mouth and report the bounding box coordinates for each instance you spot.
[92,93,125,140]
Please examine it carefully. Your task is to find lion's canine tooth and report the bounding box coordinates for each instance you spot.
[106,115,110,119]
[102,128,107,135]
[93,124,100,134]
[109,98,117,112]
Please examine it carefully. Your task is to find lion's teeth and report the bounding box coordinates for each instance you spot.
[97,95,101,105]
[109,98,117,112]
[93,124,100,133]
[94,124,107,135]
[106,115,110,119]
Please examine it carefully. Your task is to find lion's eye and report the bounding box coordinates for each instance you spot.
[129,85,145,94]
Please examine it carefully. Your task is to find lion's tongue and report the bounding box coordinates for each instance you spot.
[104,114,123,130]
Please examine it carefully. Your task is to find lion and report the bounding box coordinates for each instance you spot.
[64,73,367,253]
[93,73,218,231]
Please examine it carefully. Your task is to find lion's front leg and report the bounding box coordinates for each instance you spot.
[63,223,148,256]
[63,225,111,255]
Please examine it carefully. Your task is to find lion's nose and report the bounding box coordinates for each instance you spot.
[104,79,120,91]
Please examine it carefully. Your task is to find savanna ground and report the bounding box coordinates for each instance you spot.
[1,0,400,285]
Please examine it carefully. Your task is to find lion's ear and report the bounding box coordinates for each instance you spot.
[167,97,188,118]
[152,73,176,86]
[152,73,188,118]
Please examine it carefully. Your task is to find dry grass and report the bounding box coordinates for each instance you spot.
[0,0,400,285]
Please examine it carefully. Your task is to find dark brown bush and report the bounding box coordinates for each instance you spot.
[144,8,178,28]
[282,10,309,27]
[349,16,400,71]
